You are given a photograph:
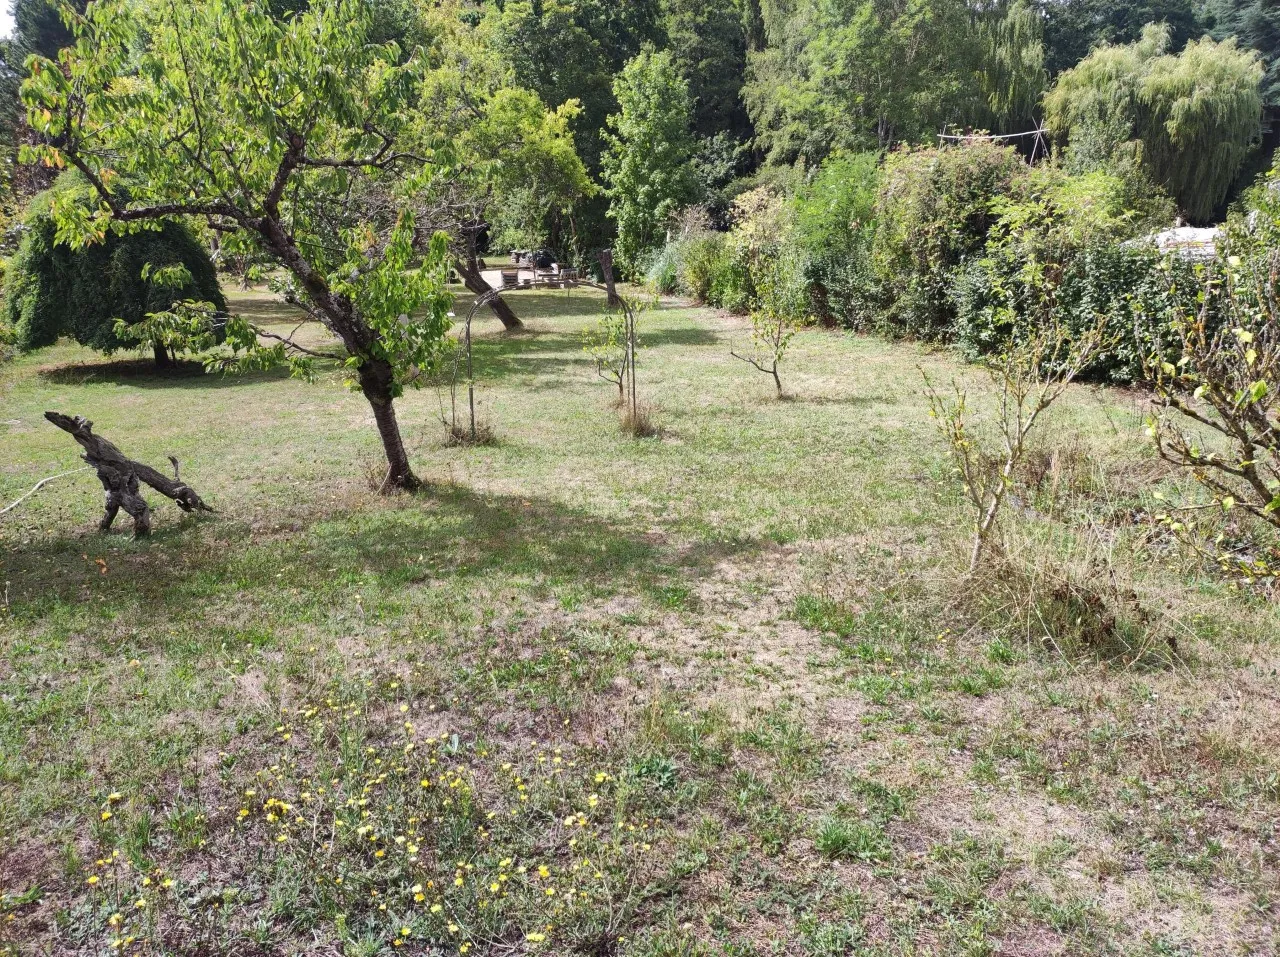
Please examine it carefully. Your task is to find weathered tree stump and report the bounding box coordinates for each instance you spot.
[44,412,213,537]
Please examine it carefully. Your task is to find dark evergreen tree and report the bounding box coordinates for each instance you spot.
[1035,0,1205,76]
[1206,0,1278,112]
[6,186,226,367]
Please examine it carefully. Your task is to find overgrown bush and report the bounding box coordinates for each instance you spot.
[793,151,881,327]
[955,242,1201,382]
[646,188,801,320]
[5,181,224,365]
[951,166,1189,381]
[873,142,1028,339]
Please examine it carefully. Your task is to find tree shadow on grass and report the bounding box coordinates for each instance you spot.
[36,357,304,390]
[33,350,354,390]
[1,482,760,632]
[467,326,724,383]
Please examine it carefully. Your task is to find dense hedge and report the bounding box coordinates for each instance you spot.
[872,142,1028,339]
[642,142,1216,383]
[954,241,1205,382]
[5,187,225,357]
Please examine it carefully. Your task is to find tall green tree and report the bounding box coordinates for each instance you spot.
[1034,0,1205,77]
[601,47,699,274]
[1207,1,1279,107]
[974,0,1048,134]
[0,0,89,206]
[22,0,455,490]
[744,0,1047,168]
[414,5,593,325]
[1045,24,1264,222]
[483,0,663,176]
[661,0,751,139]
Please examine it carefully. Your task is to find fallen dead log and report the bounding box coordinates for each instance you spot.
[44,412,213,537]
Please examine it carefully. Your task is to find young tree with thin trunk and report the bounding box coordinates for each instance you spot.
[924,318,1107,572]
[21,0,454,491]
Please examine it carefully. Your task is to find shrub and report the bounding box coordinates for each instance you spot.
[731,248,806,394]
[5,181,224,365]
[873,142,1028,339]
[643,242,681,295]
[925,315,1109,572]
[955,241,1202,382]
[793,151,882,328]
[677,233,727,303]
[1150,239,1280,582]
[952,165,1189,381]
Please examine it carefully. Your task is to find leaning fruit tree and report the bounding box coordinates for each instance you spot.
[22,0,454,490]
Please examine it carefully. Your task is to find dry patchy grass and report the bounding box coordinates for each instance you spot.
[0,286,1277,955]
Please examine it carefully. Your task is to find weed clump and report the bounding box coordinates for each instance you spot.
[963,542,1179,665]
[77,692,669,954]
[444,420,498,448]
[621,404,659,439]
[814,817,891,862]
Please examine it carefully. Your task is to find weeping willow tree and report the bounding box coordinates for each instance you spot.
[1045,24,1264,222]
[973,0,1048,134]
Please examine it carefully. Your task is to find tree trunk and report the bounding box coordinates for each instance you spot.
[357,360,420,492]
[153,342,174,369]
[455,255,522,330]
[599,249,622,307]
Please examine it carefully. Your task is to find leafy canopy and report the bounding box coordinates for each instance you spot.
[744,0,1048,167]
[1045,24,1265,222]
[21,0,456,395]
[413,6,594,254]
[601,46,699,274]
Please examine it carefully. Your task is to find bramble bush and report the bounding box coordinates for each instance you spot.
[872,142,1027,339]
[646,142,1198,385]
[951,164,1189,381]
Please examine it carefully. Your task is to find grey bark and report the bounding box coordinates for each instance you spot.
[44,412,213,537]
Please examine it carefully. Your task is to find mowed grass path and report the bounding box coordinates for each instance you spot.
[1,288,1277,956]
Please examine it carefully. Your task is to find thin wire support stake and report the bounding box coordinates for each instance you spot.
[461,276,638,438]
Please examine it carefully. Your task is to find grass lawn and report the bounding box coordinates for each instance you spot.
[1,286,1277,956]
